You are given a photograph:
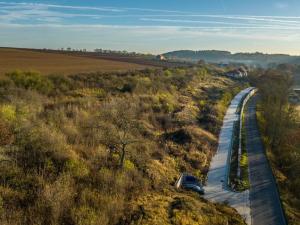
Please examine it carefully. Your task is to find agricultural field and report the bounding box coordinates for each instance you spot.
[0,48,147,75]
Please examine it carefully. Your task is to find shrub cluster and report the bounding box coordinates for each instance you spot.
[0,68,246,225]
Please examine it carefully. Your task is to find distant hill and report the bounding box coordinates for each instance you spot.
[163,50,300,67]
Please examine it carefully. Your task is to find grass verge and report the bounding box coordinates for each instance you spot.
[229,102,250,192]
[229,121,239,189]
[239,110,250,190]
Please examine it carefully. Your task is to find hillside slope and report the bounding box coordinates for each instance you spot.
[0,66,247,224]
[163,50,300,66]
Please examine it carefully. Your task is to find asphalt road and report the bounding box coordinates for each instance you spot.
[205,87,254,224]
[245,95,286,225]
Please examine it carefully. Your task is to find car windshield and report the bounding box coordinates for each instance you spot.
[185,176,197,182]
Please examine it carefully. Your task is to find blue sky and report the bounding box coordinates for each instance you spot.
[1,0,300,54]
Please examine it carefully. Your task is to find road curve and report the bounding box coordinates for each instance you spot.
[204,87,255,224]
[245,95,286,225]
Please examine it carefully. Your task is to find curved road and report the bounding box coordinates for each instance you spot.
[204,87,254,224]
[245,95,286,225]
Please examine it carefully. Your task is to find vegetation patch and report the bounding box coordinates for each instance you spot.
[239,111,250,190]
[253,70,300,225]
[229,102,250,191]
[124,192,247,225]
[0,66,247,224]
[229,120,240,190]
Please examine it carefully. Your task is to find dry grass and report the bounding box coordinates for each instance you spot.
[130,191,246,225]
[296,105,300,124]
[0,67,247,224]
[0,48,147,75]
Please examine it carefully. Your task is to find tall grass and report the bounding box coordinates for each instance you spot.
[0,68,247,225]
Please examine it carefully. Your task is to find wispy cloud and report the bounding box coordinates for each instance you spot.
[1,1,300,27]
[140,18,300,27]
[114,14,300,20]
[1,1,300,54]
[0,1,124,12]
[153,15,300,25]
[0,1,185,14]
[274,2,289,9]
[1,23,300,32]
[0,22,298,43]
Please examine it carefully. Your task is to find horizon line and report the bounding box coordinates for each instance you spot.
[1,46,300,57]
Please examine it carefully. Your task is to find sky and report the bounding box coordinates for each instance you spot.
[1,0,300,55]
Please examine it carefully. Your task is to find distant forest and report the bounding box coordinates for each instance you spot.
[163,50,300,67]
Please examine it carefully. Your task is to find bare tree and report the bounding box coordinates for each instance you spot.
[98,98,140,168]
[257,70,293,148]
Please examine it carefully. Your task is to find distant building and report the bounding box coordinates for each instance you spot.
[218,63,229,68]
[225,67,248,79]
[156,54,166,61]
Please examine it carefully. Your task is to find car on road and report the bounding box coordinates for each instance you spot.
[176,174,205,195]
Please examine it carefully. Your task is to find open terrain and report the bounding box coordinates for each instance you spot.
[0,65,249,225]
[0,48,147,75]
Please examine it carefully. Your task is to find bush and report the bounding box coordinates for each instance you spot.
[38,174,75,224]
[74,188,124,225]
[71,206,99,225]
[0,105,16,122]
[65,159,89,178]
[48,75,73,93]
[14,123,72,174]
[0,78,13,89]
[0,120,14,145]
[124,159,135,170]
[188,151,207,170]
[120,83,136,93]
[73,88,106,99]
[0,66,248,224]
[153,93,177,113]
[165,129,192,145]
[7,71,53,94]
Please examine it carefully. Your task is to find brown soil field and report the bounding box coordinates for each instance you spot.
[0,48,148,75]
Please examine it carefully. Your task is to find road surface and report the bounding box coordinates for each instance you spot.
[205,87,254,224]
[245,95,286,225]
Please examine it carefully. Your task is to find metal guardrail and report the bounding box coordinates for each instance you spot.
[225,87,256,189]
[237,89,257,178]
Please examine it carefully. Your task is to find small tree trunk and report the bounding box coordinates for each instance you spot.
[119,144,126,168]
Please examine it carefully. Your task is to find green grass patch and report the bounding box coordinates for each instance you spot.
[239,111,250,190]
[229,121,239,189]
[229,105,250,192]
